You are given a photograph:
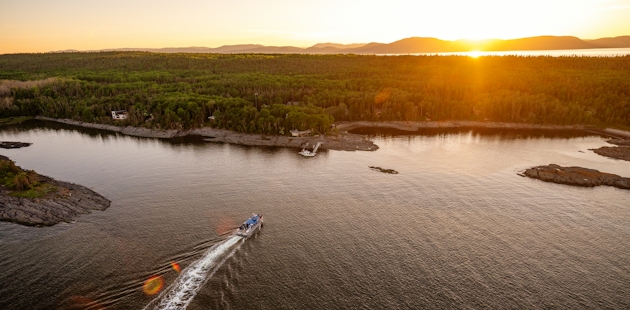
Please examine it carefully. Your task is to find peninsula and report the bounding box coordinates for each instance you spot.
[0,156,111,226]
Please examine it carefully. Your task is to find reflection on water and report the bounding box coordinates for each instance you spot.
[349,126,595,139]
[0,120,629,309]
[381,47,630,57]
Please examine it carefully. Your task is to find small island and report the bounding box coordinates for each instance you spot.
[0,156,111,226]
[522,164,630,190]
[0,141,32,149]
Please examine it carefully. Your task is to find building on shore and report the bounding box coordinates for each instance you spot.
[290,129,311,137]
[111,110,128,120]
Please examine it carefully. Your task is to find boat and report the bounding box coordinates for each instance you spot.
[235,214,263,238]
[299,142,321,157]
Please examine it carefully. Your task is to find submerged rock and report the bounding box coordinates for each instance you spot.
[522,164,630,190]
[369,166,399,174]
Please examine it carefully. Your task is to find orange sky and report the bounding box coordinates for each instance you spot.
[1,0,630,53]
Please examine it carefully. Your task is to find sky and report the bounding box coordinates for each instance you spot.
[1,0,630,53]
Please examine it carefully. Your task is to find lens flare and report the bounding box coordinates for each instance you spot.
[143,275,164,295]
[375,88,392,105]
[171,261,181,273]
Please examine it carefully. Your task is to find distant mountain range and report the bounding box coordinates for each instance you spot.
[53,36,630,54]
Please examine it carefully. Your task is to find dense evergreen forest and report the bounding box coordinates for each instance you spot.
[1,52,629,134]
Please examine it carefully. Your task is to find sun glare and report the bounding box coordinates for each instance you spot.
[468,51,483,58]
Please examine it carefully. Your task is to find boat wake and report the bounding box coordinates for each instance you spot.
[144,236,243,310]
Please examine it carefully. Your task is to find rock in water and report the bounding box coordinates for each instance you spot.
[369,166,399,174]
[522,164,630,190]
[0,141,32,149]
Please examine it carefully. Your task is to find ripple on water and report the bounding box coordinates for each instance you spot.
[0,121,629,309]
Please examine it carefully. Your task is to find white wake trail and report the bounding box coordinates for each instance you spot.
[145,236,243,310]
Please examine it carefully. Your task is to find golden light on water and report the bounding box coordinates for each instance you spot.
[143,276,164,295]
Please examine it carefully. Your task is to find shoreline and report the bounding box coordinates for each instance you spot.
[35,116,379,151]
[33,117,630,151]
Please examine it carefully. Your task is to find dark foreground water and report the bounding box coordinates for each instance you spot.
[0,121,629,309]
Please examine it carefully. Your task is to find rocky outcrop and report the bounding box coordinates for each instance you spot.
[193,127,377,151]
[590,138,630,161]
[369,166,399,174]
[523,164,630,190]
[0,141,32,149]
[36,116,187,139]
[592,146,630,161]
[0,160,111,226]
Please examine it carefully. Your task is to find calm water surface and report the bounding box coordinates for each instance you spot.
[383,47,630,57]
[0,121,629,309]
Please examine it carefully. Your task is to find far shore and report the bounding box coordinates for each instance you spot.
[336,120,630,139]
[35,116,379,151]
[34,117,630,151]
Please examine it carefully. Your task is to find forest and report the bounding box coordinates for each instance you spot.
[0,52,629,134]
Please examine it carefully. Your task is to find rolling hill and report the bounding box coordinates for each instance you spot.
[51,35,630,54]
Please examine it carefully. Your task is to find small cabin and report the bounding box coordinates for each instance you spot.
[290,129,311,137]
[111,110,128,120]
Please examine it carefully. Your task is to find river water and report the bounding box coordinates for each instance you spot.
[0,120,629,309]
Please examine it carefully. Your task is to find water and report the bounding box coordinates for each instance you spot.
[0,120,629,309]
[381,47,630,57]
[148,236,243,310]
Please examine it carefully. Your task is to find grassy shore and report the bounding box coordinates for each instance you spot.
[0,116,33,126]
[0,157,57,198]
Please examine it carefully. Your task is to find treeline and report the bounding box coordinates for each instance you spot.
[0,52,629,134]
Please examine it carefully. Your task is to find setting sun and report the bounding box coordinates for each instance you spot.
[468,50,484,58]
